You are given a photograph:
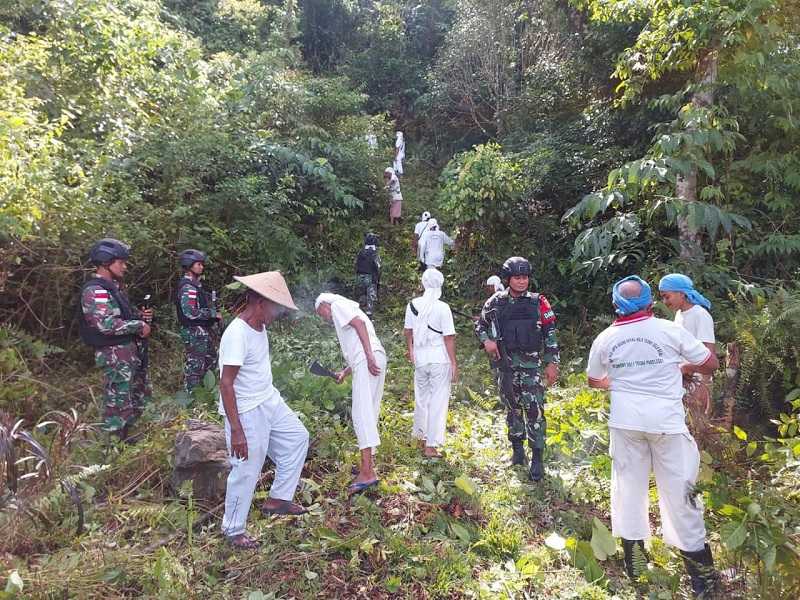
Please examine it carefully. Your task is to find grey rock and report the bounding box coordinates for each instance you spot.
[172,419,230,500]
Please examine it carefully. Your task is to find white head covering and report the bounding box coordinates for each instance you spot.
[412,268,444,347]
[384,167,395,176]
[486,275,504,292]
[421,211,431,221]
[427,218,438,230]
[315,293,360,312]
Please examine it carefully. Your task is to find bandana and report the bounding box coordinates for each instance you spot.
[612,275,653,316]
[658,273,712,310]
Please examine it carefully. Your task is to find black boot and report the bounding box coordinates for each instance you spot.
[529,448,544,481]
[622,539,647,579]
[511,440,526,466]
[681,544,718,598]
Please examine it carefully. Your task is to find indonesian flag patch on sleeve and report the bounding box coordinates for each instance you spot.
[539,295,556,325]
[93,289,110,312]
[186,289,198,306]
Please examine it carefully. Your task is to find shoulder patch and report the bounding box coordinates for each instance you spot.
[539,295,556,324]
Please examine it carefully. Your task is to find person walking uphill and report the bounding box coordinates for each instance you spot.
[587,276,719,597]
[475,257,559,481]
[79,238,153,440]
[219,272,310,550]
[355,233,381,318]
[175,249,221,393]
[315,293,386,495]
[418,219,454,270]
[404,269,458,458]
[659,273,717,432]
[384,167,403,225]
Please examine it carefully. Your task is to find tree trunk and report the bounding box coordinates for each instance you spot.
[676,49,718,263]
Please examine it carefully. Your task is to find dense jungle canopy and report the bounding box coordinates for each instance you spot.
[2,1,800,598]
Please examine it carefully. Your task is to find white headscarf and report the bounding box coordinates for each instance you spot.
[412,268,444,347]
[315,293,360,313]
[421,211,431,221]
[486,275,504,292]
[427,218,438,230]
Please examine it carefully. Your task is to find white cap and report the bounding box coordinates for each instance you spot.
[421,211,431,221]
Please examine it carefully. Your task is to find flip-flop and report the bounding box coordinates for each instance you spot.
[347,479,380,495]
[260,501,308,516]
[226,533,261,550]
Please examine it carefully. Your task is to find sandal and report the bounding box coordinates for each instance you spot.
[347,479,379,495]
[260,500,308,516]
[226,533,261,550]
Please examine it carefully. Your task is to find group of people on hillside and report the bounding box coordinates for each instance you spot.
[78,234,719,596]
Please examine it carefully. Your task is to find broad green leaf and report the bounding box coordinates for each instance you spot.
[450,522,472,543]
[733,425,748,441]
[722,520,747,550]
[454,475,477,496]
[590,517,616,561]
[203,369,216,390]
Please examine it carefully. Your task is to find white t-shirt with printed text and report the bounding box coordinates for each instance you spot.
[331,300,385,368]
[586,315,712,433]
[403,298,456,366]
[218,317,281,415]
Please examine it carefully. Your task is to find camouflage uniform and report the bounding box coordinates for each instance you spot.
[356,273,378,317]
[355,245,381,317]
[475,291,559,450]
[80,281,150,432]
[176,276,217,393]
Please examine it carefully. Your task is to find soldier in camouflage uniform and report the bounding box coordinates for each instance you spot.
[475,257,559,481]
[175,249,219,393]
[355,233,381,318]
[79,238,153,438]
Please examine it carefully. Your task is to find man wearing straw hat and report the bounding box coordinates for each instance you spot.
[219,271,309,550]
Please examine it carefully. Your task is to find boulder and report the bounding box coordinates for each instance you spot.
[172,419,230,501]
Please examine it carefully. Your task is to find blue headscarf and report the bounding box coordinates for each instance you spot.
[658,273,712,310]
[612,275,653,316]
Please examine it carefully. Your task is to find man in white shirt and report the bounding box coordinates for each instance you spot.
[659,273,717,427]
[403,269,458,458]
[587,276,719,597]
[413,211,432,270]
[219,272,310,550]
[418,219,454,269]
[315,293,386,494]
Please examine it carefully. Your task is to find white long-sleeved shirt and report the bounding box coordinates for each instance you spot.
[420,230,454,267]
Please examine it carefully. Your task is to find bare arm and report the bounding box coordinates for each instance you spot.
[349,316,381,375]
[220,364,248,459]
[683,350,719,376]
[588,376,610,390]
[404,328,414,363]
[444,334,458,383]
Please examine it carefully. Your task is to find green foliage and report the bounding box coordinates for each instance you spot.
[438,142,524,228]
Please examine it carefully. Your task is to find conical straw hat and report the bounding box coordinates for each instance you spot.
[233,271,298,311]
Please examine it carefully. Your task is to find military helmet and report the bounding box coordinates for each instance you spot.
[500,256,531,280]
[364,232,379,246]
[89,238,130,265]
[179,249,207,269]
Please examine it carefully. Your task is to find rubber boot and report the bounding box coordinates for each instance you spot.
[622,539,647,579]
[510,440,526,466]
[681,544,718,598]
[528,448,544,481]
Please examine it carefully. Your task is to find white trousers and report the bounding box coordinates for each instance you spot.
[609,427,707,552]
[413,362,452,447]
[221,399,309,537]
[351,351,387,450]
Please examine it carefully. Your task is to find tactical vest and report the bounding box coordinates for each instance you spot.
[175,277,216,327]
[355,248,378,276]
[495,293,541,353]
[78,277,136,348]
